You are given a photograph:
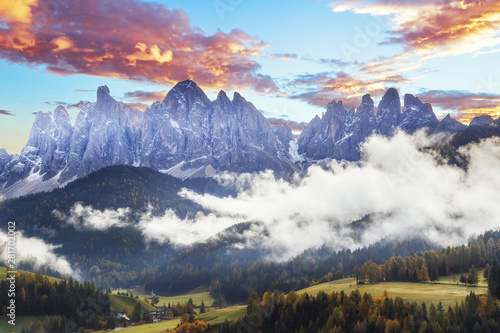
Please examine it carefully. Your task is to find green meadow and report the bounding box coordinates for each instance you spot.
[298,277,488,307]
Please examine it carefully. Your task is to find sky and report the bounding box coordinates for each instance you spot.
[1,0,500,154]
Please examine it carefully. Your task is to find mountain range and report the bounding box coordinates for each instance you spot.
[0,80,497,198]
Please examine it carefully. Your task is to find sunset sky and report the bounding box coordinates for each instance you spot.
[1,0,500,154]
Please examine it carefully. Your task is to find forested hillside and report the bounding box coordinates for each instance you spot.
[1,166,228,287]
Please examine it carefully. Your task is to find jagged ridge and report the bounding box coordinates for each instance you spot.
[0,81,492,198]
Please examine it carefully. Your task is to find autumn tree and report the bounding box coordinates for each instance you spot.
[172,320,207,333]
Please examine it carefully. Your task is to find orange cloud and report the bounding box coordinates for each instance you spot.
[330,0,500,58]
[52,36,73,52]
[119,101,150,111]
[0,0,37,24]
[126,43,173,65]
[418,90,500,124]
[123,90,168,103]
[267,118,307,132]
[289,71,408,108]
[0,0,278,94]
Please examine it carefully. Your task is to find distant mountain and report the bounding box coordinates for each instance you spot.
[435,122,500,168]
[0,80,494,198]
[469,114,495,127]
[436,114,467,134]
[298,89,443,161]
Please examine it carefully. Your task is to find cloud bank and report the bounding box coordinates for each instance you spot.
[181,131,500,259]
[330,0,500,58]
[418,90,500,123]
[0,0,277,93]
[0,230,80,279]
[53,131,500,260]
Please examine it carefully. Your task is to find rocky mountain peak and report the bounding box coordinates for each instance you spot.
[214,90,232,112]
[96,85,111,102]
[357,94,375,116]
[375,88,401,136]
[232,91,246,103]
[325,100,347,120]
[53,105,70,124]
[436,114,467,134]
[400,93,438,133]
[161,79,211,120]
[95,85,124,119]
[216,90,229,101]
[377,88,400,115]
[403,93,420,107]
[469,114,494,127]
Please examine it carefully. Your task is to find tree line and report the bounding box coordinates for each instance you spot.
[351,230,500,285]
[218,289,500,333]
[0,271,114,332]
[144,237,431,302]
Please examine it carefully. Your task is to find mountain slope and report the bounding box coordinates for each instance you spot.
[1,165,228,287]
[434,122,500,167]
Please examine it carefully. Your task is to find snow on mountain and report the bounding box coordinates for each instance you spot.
[0,82,473,198]
[469,114,494,127]
[297,89,444,162]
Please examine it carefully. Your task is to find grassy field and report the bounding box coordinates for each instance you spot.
[97,318,182,333]
[198,306,246,325]
[436,269,488,287]
[298,277,488,307]
[110,294,156,316]
[116,286,215,307]
[0,266,62,284]
[94,305,246,333]
[0,316,43,333]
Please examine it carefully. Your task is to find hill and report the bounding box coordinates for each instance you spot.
[0,266,62,283]
[109,294,156,316]
[124,286,216,307]
[297,277,488,307]
[1,165,228,287]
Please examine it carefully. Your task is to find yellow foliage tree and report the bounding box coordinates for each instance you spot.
[171,320,208,333]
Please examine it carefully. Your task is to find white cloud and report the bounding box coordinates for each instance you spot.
[179,131,500,259]
[137,206,240,247]
[53,202,131,230]
[51,131,500,261]
[0,230,81,279]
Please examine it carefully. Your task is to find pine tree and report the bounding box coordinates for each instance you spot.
[488,260,500,297]
[131,302,141,322]
[200,300,206,314]
[430,267,439,282]
[467,266,479,286]
[217,294,224,309]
